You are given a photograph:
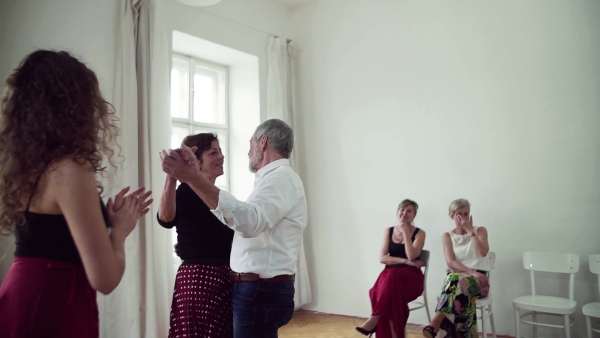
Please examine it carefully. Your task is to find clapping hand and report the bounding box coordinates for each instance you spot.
[109,186,153,217]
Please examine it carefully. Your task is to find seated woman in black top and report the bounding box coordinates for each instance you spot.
[356,199,427,338]
[158,133,234,338]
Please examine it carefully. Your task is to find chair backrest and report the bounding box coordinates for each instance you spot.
[590,254,600,294]
[523,251,579,273]
[485,251,496,271]
[419,249,430,266]
[590,254,600,275]
[523,251,579,299]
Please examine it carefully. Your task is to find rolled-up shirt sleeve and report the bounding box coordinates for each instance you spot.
[212,171,298,238]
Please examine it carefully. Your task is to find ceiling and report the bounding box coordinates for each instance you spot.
[277,0,324,10]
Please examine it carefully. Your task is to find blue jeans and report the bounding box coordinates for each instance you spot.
[232,281,295,338]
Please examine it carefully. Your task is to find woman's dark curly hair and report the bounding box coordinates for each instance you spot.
[0,50,120,234]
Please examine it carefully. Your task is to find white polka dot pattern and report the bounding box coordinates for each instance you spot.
[168,264,233,338]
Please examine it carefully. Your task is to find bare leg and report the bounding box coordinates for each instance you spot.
[358,315,380,331]
[389,320,398,338]
[428,311,446,331]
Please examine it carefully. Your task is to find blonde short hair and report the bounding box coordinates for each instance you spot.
[398,199,418,214]
[449,198,470,216]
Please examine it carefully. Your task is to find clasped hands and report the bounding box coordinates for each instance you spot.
[159,145,199,182]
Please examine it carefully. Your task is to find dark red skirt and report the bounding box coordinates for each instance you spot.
[0,256,98,338]
[369,266,424,338]
[169,263,233,338]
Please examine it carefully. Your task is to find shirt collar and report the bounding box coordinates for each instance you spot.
[255,158,290,179]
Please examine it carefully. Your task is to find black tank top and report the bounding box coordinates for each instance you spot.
[14,166,110,265]
[384,226,421,269]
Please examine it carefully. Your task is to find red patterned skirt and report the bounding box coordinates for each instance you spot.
[369,266,424,338]
[169,263,233,338]
[0,256,98,338]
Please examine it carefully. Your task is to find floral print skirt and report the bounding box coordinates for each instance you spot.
[435,271,489,338]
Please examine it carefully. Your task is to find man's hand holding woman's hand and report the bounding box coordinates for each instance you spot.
[160,145,199,182]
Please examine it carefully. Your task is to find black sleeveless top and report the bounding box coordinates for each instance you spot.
[14,164,110,265]
[14,200,110,265]
[384,226,421,269]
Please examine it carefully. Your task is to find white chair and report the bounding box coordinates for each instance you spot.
[583,254,600,338]
[476,251,497,338]
[512,251,579,338]
[408,249,431,321]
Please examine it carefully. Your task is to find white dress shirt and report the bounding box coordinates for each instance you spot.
[213,159,308,278]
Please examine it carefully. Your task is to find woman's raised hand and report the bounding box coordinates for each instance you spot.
[457,214,474,233]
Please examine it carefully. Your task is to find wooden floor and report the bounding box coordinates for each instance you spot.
[279,310,428,338]
[280,310,514,338]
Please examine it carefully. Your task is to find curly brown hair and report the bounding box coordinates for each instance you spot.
[0,50,120,234]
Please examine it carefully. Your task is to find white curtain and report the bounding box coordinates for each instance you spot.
[267,36,312,309]
[99,0,173,337]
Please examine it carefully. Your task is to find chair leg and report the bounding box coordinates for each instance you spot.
[515,308,520,338]
[480,306,487,338]
[489,305,497,338]
[564,314,571,338]
[423,291,431,323]
[586,315,592,338]
[532,312,537,338]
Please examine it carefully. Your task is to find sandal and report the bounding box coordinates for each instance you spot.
[422,325,438,338]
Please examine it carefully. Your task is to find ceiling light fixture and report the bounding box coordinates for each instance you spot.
[177,0,222,6]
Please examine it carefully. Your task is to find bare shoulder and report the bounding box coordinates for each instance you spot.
[475,226,488,234]
[48,158,94,181]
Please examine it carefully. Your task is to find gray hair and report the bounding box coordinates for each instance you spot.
[449,198,471,216]
[252,119,294,158]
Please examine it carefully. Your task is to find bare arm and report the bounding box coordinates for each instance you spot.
[161,146,220,209]
[379,228,425,267]
[53,159,149,295]
[457,215,489,257]
[158,175,177,223]
[469,226,489,257]
[402,227,426,261]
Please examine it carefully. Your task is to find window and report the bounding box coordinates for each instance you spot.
[170,54,230,191]
[169,54,230,267]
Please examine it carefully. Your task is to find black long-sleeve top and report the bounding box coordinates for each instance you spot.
[157,183,233,264]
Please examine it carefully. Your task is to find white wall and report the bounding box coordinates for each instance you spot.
[290,0,600,336]
[0,0,120,283]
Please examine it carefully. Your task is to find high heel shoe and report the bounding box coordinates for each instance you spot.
[355,326,377,337]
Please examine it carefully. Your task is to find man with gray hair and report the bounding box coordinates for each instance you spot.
[161,118,308,338]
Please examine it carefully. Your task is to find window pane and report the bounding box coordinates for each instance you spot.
[170,58,190,119]
[171,125,190,149]
[193,67,225,125]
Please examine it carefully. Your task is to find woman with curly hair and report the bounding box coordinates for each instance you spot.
[0,50,153,338]
[422,199,491,338]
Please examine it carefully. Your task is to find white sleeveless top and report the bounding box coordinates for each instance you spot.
[449,226,491,271]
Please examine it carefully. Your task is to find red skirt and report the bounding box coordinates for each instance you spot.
[169,263,233,338]
[0,256,98,338]
[369,266,424,338]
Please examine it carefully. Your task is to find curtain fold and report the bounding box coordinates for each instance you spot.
[100,0,173,337]
[267,36,312,309]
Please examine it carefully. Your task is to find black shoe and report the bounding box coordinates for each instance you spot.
[356,326,377,337]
